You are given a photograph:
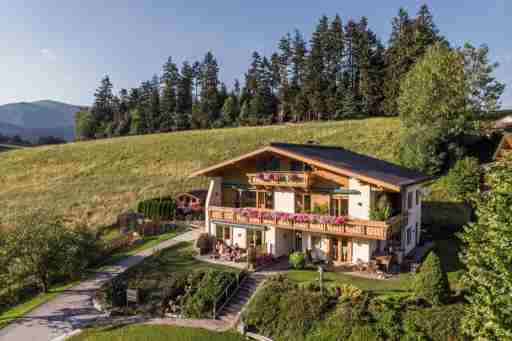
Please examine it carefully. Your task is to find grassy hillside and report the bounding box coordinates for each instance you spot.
[0,118,401,229]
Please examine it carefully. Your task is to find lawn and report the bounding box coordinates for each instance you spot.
[0,118,402,229]
[69,324,247,341]
[286,269,413,295]
[285,236,464,295]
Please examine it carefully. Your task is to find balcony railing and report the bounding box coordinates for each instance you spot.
[208,206,406,240]
[247,171,311,188]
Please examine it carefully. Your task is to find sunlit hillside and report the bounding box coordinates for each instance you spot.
[0,118,402,229]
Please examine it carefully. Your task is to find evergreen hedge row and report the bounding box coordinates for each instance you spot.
[137,197,177,220]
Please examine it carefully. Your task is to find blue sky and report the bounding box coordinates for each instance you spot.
[2,0,511,107]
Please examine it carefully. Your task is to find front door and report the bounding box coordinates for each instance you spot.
[330,238,339,261]
[247,229,263,248]
[340,238,349,262]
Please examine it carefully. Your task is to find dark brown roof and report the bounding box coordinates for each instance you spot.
[270,143,430,187]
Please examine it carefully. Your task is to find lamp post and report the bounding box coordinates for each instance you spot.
[318,265,324,296]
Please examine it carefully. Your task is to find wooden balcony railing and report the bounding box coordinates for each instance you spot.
[247,171,311,188]
[208,206,406,240]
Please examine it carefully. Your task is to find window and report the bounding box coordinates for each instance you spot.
[416,190,421,206]
[330,197,348,216]
[407,192,413,210]
[312,236,322,249]
[216,225,231,241]
[295,194,311,213]
[406,228,412,245]
[290,160,302,171]
[265,191,274,210]
[290,161,312,172]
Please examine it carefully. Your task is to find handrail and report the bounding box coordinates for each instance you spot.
[212,270,248,319]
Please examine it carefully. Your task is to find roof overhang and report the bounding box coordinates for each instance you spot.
[493,132,512,161]
[189,145,427,192]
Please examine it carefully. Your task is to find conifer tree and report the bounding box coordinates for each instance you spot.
[199,51,220,127]
[160,57,179,131]
[413,251,450,305]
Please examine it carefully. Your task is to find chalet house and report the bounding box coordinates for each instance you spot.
[175,190,208,213]
[190,143,430,264]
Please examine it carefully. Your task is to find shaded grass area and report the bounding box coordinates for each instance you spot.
[69,324,247,341]
[0,280,79,329]
[0,118,401,229]
[0,229,183,329]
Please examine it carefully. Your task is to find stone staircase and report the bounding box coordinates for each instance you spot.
[217,273,266,324]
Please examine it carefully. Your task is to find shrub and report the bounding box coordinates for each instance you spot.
[137,197,177,220]
[330,282,363,301]
[306,295,373,341]
[348,326,379,341]
[446,157,480,203]
[402,303,465,341]
[275,289,328,341]
[413,251,450,305]
[182,269,236,318]
[243,275,297,338]
[289,252,306,269]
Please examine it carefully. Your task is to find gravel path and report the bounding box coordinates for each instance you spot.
[0,230,199,341]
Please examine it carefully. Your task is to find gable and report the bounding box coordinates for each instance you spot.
[190,143,430,191]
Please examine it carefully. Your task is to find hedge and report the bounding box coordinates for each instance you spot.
[137,197,177,220]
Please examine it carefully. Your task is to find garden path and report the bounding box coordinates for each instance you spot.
[0,229,199,341]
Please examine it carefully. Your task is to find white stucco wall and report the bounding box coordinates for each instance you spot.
[348,178,372,220]
[232,227,247,249]
[205,177,222,233]
[274,191,295,213]
[402,184,422,255]
[352,239,377,263]
[266,226,277,255]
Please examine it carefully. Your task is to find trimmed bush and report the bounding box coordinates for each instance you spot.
[137,197,177,220]
[413,251,450,305]
[289,252,306,269]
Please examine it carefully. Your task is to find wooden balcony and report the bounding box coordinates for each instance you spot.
[247,171,311,188]
[208,206,406,240]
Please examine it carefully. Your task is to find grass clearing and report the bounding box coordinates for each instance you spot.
[0,118,402,229]
[68,324,247,341]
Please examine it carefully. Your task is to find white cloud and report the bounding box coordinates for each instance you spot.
[40,48,57,61]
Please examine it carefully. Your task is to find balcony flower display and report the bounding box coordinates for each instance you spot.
[233,208,347,226]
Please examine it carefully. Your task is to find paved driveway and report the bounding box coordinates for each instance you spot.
[0,230,198,341]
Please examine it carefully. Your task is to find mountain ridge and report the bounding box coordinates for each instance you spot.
[0,100,83,141]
